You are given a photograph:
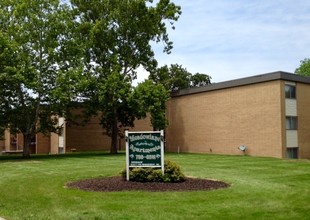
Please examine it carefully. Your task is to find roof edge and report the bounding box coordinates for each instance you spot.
[171,71,310,97]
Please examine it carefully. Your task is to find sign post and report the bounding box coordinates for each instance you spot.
[125,130,164,181]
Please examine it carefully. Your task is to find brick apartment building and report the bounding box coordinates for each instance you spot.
[1,71,310,159]
[0,117,67,155]
[166,71,310,159]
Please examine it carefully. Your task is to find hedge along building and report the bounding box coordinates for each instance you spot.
[165,71,310,159]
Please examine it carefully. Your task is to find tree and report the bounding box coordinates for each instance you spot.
[190,73,212,87]
[97,73,136,151]
[131,80,169,131]
[0,32,15,141]
[72,0,181,153]
[153,64,191,91]
[149,64,212,92]
[0,0,79,158]
[295,58,310,76]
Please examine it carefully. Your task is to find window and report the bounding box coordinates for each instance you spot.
[287,148,298,159]
[285,85,296,99]
[286,116,298,130]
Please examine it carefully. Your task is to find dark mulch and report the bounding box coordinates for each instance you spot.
[66,176,230,192]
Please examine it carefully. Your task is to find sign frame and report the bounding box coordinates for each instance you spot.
[125,130,164,181]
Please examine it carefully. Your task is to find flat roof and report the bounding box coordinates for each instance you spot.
[171,71,310,97]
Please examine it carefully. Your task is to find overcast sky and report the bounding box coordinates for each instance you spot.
[137,0,310,84]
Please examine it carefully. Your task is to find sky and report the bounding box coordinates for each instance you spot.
[136,0,310,84]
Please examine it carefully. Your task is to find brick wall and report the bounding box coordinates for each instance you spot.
[65,109,152,152]
[66,111,111,152]
[297,83,310,159]
[36,133,50,154]
[166,80,284,158]
[0,139,4,151]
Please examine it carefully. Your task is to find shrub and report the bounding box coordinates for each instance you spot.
[121,160,185,183]
[130,167,153,182]
[162,160,185,183]
[147,169,163,182]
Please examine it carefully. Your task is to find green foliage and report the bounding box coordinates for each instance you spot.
[147,168,164,182]
[122,160,185,183]
[295,58,310,76]
[191,73,212,87]
[162,159,185,182]
[0,0,182,157]
[149,64,191,91]
[97,73,135,141]
[130,167,154,182]
[131,80,169,130]
[0,0,80,157]
[149,64,212,91]
[71,0,181,153]
[0,33,17,134]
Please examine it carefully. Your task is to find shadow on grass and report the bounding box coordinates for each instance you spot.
[0,151,126,162]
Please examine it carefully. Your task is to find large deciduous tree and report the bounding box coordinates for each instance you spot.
[0,0,79,158]
[190,72,212,87]
[0,32,16,141]
[149,64,191,91]
[295,58,310,76]
[149,64,212,92]
[72,0,181,153]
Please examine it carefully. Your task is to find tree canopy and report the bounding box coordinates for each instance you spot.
[72,0,181,153]
[131,80,169,131]
[149,64,211,92]
[0,0,184,156]
[295,58,310,76]
[0,0,80,158]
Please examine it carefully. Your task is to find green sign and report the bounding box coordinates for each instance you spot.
[127,132,162,166]
[125,131,164,180]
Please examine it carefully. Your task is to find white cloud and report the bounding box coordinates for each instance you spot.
[136,0,310,83]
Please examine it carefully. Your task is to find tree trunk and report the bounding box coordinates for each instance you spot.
[110,121,118,154]
[22,133,32,159]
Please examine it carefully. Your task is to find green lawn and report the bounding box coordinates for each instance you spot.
[0,152,309,220]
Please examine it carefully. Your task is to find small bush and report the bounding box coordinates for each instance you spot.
[147,169,163,182]
[162,160,185,183]
[121,160,185,183]
[130,167,153,182]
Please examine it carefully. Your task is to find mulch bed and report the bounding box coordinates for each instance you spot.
[66,176,230,192]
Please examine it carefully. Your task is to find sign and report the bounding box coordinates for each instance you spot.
[125,130,164,180]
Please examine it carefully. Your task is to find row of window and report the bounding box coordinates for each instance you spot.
[285,84,298,158]
[285,84,297,131]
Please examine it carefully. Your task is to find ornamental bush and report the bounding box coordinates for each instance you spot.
[121,160,185,183]
[162,160,185,183]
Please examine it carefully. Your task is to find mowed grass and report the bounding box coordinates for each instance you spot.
[0,152,309,220]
